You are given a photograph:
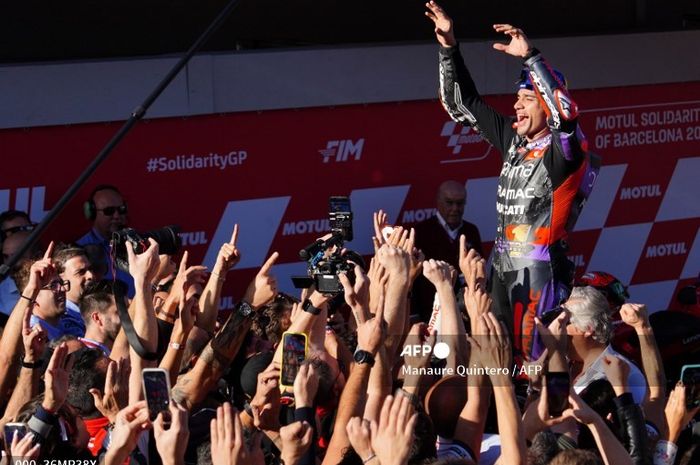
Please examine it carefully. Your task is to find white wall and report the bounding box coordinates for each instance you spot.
[1,30,699,129]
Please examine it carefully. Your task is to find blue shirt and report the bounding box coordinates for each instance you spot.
[29,314,69,342]
[76,228,135,298]
[61,300,86,337]
[0,276,20,316]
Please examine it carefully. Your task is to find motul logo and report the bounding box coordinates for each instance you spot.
[645,242,687,258]
[619,184,662,200]
[319,139,364,163]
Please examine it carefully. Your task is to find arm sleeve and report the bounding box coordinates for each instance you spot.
[613,392,652,465]
[439,45,514,159]
[294,407,317,465]
[525,51,588,183]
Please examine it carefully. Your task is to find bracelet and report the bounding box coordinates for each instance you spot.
[20,294,36,305]
[362,453,377,464]
[21,359,38,369]
[169,342,183,351]
[211,271,226,283]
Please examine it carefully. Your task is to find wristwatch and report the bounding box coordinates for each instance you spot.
[302,298,321,315]
[235,300,254,318]
[353,349,375,367]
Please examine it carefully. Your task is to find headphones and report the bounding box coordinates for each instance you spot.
[83,184,125,221]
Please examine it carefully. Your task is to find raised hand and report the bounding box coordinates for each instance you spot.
[492,24,532,58]
[619,303,650,330]
[172,251,208,295]
[294,362,320,409]
[376,244,409,279]
[108,401,152,461]
[126,238,161,285]
[369,395,417,465]
[422,259,452,288]
[459,237,486,291]
[469,313,512,377]
[665,382,700,443]
[373,209,392,246]
[216,224,242,274]
[10,431,40,461]
[243,252,279,309]
[25,241,57,295]
[177,284,199,334]
[534,310,570,355]
[562,390,600,426]
[42,342,72,412]
[346,417,374,463]
[425,1,457,48]
[90,357,130,424]
[154,401,190,465]
[339,261,370,325]
[280,421,314,465]
[211,403,256,465]
[22,306,47,363]
[250,365,281,431]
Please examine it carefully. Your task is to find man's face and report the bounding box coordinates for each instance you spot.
[0,216,31,240]
[100,299,121,343]
[513,89,548,140]
[35,279,67,319]
[61,255,94,303]
[436,188,466,229]
[2,231,30,263]
[92,189,127,238]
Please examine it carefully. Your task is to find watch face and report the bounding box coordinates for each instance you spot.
[354,350,368,364]
[302,299,320,315]
[238,301,253,316]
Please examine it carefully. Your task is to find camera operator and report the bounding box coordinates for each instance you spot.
[76,185,135,297]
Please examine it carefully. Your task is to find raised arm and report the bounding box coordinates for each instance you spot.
[620,303,666,433]
[426,2,513,157]
[171,252,278,410]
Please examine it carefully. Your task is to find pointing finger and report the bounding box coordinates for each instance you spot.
[259,252,279,275]
[230,224,239,246]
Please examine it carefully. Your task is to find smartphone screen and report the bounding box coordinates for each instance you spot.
[547,372,570,417]
[681,364,700,409]
[329,196,351,213]
[142,368,171,421]
[3,423,26,443]
[281,333,307,387]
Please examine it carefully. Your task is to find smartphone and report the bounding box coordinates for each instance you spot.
[680,364,700,409]
[329,196,351,213]
[547,372,570,417]
[540,306,565,326]
[280,332,308,388]
[142,368,172,421]
[3,423,26,443]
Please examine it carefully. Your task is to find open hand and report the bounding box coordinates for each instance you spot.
[492,24,532,58]
[425,1,457,48]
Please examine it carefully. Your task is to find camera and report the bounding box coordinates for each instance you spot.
[293,196,358,295]
[111,226,181,272]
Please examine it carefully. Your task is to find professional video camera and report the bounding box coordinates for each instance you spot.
[293,196,356,295]
[111,225,181,272]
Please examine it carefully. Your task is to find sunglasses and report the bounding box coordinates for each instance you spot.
[97,205,128,216]
[0,223,36,240]
[42,279,71,293]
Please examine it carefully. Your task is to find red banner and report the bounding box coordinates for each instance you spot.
[2,81,699,311]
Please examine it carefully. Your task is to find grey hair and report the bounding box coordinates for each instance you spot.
[567,286,612,344]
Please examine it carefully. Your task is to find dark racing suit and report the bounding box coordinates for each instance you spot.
[438,45,599,361]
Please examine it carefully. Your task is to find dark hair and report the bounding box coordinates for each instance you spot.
[549,449,603,465]
[79,280,116,325]
[528,430,561,465]
[251,293,297,346]
[0,210,31,230]
[66,347,107,419]
[16,396,84,459]
[52,243,88,275]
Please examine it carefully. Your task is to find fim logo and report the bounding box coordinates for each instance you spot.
[400,342,451,360]
[441,121,485,155]
[319,138,364,163]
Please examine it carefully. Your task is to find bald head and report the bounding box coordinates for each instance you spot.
[436,181,466,229]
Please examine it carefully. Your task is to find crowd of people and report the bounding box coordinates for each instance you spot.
[1,2,699,465]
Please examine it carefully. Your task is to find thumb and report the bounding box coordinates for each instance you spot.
[493,43,508,51]
[89,388,103,406]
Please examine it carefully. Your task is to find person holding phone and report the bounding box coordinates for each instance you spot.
[426,1,599,363]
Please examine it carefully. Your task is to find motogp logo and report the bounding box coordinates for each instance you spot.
[440,121,492,161]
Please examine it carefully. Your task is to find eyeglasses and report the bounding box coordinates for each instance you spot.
[42,279,71,293]
[97,205,128,216]
[0,223,36,240]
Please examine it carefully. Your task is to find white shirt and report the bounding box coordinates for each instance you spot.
[435,212,462,241]
[573,344,648,404]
